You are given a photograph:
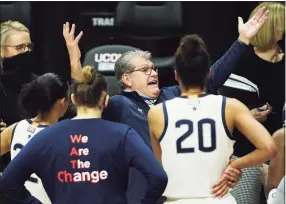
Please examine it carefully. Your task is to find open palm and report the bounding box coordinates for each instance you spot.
[238,7,269,43]
[63,22,83,61]
[63,22,84,80]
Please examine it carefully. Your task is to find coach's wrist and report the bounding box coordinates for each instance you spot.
[238,35,250,46]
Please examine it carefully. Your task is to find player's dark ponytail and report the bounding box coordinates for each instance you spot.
[19,73,69,117]
[174,34,211,89]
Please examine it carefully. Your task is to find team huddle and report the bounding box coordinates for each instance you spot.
[0,2,285,204]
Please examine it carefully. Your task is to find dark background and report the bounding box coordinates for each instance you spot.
[0,1,285,87]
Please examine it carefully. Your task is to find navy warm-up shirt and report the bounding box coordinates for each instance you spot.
[0,119,167,204]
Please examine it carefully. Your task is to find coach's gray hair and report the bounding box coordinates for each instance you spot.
[115,50,151,90]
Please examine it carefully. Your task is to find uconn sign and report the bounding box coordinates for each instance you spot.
[94,53,122,63]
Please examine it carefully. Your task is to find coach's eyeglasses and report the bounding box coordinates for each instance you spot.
[128,66,158,75]
[2,43,34,53]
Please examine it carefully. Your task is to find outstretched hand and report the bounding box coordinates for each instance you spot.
[238,6,269,45]
[63,22,83,80]
[63,22,83,61]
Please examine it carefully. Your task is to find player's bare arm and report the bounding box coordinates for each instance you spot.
[265,127,285,194]
[0,123,17,156]
[148,104,165,163]
[226,98,277,169]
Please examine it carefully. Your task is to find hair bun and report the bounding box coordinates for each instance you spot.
[81,66,94,84]
[177,34,207,59]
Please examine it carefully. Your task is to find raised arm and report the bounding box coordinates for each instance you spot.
[207,7,269,94]
[0,123,17,156]
[124,128,168,204]
[226,98,277,169]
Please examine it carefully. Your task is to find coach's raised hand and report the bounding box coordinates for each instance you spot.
[238,6,269,45]
[63,22,83,81]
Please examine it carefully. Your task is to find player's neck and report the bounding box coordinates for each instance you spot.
[181,87,205,97]
[74,106,102,119]
[33,113,59,126]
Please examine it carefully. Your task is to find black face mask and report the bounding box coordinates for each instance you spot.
[1,51,34,86]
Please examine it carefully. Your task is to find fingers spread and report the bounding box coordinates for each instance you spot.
[63,22,71,40]
[63,24,65,37]
[69,24,76,40]
[258,10,269,24]
[75,31,83,43]
[252,7,265,21]
[238,17,243,25]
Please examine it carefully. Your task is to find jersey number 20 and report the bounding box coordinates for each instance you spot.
[176,119,216,153]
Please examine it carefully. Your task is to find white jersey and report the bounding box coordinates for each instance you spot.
[160,94,235,200]
[10,119,51,204]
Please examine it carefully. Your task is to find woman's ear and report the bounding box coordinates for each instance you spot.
[71,94,77,105]
[207,69,211,79]
[104,94,110,108]
[174,70,179,81]
[60,98,66,107]
[121,73,132,88]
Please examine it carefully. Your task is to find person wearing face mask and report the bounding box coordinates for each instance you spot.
[63,7,269,204]
[0,20,35,125]
[0,20,35,172]
[226,2,285,204]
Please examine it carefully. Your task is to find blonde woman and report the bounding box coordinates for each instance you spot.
[0,21,35,171]
[229,2,285,204]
